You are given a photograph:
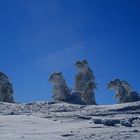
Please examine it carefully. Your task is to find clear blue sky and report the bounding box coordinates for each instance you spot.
[0,0,140,104]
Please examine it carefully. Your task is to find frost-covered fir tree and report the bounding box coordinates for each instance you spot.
[49,72,71,101]
[74,60,97,105]
[107,79,140,103]
[0,72,14,103]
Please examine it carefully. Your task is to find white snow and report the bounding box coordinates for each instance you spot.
[0,101,140,140]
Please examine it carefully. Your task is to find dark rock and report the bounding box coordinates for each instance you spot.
[91,118,120,126]
[9,112,15,115]
[53,118,57,121]
[102,119,120,126]
[128,117,139,123]
[61,134,74,137]
[47,101,55,105]
[70,131,73,133]
[77,116,91,120]
[133,130,139,132]
[92,119,102,124]
[120,120,132,127]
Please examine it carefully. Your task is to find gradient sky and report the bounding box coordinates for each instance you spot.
[0,0,140,104]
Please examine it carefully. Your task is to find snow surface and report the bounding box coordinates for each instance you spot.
[0,101,140,140]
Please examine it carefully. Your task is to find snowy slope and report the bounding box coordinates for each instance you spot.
[0,101,140,140]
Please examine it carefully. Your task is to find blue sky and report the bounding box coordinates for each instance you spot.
[0,0,140,104]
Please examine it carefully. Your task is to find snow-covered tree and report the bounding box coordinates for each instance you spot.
[0,72,14,103]
[49,72,71,101]
[74,60,97,105]
[107,79,140,103]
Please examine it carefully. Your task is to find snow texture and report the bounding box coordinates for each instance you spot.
[0,101,140,140]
